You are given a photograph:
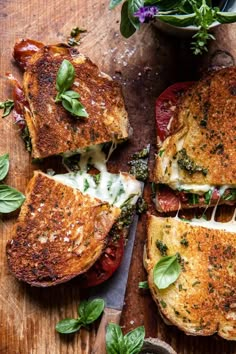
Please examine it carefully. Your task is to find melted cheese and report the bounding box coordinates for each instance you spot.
[176,204,236,232]
[62,144,108,172]
[53,171,141,207]
[60,143,142,207]
[187,218,236,232]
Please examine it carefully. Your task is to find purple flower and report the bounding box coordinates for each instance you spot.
[134,6,158,23]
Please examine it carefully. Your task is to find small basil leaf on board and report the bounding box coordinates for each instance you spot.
[215,11,236,24]
[55,318,82,334]
[56,59,75,93]
[120,1,137,38]
[106,323,125,354]
[79,299,105,325]
[124,326,145,354]
[156,13,196,27]
[0,100,14,118]
[109,0,123,10]
[0,154,9,181]
[0,185,25,213]
[153,254,181,289]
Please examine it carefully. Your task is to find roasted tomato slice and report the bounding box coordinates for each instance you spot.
[7,73,28,129]
[13,39,44,70]
[156,82,194,143]
[78,230,125,288]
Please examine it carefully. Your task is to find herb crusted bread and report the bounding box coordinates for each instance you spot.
[6,171,121,287]
[23,44,129,158]
[153,67,236,189]
[145,214,236,340]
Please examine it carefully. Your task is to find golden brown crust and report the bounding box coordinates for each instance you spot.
[6,171,120,286]
[146,214,236,340]
[153,67,236,186]
[23,44,129,158]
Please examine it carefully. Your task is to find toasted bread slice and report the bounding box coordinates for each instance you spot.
[145,215,236,340]
[23,44,129,158]
[6,171,120,287]
[153,67,236,188]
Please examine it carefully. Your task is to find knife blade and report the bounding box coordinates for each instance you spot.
[90,189,143,354]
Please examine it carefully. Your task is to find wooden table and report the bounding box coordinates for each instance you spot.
[0,1,236,353]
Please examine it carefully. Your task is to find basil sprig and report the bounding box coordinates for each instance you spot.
[0,99,14,118]
[153,254,181,289]
[0,154,25,213]
[55,59,88,118]
[106,323,145,354]
[55,298,104,334]
[111,0,236,55]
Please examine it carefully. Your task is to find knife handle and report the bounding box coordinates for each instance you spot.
[92,307,122,354]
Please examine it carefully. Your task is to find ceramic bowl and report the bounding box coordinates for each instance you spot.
[141,337,177,354]
[153,0,236,37]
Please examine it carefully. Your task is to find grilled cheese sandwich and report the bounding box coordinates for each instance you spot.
[16,42,130,159]
[153,67,236,212]
[7,171,141,287]
[145,214,236,340]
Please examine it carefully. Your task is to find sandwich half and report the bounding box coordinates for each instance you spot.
[145,214,236,340]
[152,67,236,212]
[11,40,129,159]
[7,170,141,287]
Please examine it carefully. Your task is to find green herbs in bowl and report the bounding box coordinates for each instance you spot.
[110,0,236,55]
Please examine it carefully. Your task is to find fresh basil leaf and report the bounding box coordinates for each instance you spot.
[156,13,196,27]
[215,11,236,24]
[188,193,199,205]
[0,154,9,181]
[153,254,181,289]
[128,0,144,29]
[204,189,213,204]
[21,126,32,152]
[222,189,236,201]
[146,0,183,11]
[106,323,125,354]
[78,299,105,325]
[56,59,75,93]
[0,99,14,118]
[158,149,165,157]
[61,95,88,118]
[0,185,25,213]
[77,300,87,318]
[55,318,82,334]
[120,1,137,38]
[64,90,80,99]
[83,178,90,192]
[124,326,145,354]
[109,0,123,10]
[138,280,149,289]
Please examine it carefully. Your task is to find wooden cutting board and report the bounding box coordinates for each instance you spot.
[0,1,236,353]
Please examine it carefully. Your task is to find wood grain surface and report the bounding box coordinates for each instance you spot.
[0,1,236,353]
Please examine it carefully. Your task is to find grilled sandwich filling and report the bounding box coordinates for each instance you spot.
[53,171,141,207]
[153,67,236,212]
